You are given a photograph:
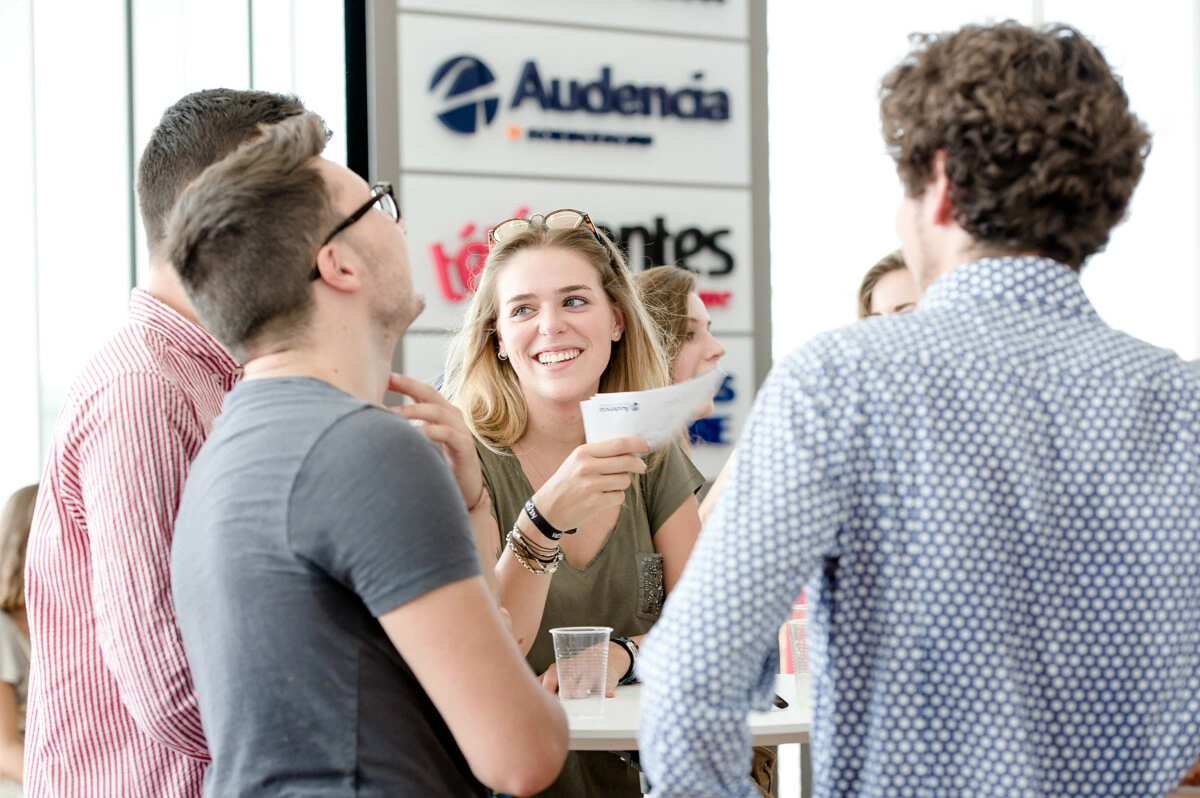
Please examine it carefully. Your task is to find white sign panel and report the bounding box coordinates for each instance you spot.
[399,332,754,481]
[396,0,749,40]
[398,13,751,185]
[399,173,753,333]
[399,330,452,387]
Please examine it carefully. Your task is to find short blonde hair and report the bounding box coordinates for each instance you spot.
[634,266,699,368]
[443,223,671,454]
[0,485,38,613]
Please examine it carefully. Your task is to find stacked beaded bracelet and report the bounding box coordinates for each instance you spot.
[506,526,563,575]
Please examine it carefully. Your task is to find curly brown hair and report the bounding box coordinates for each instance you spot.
[879,21,1151,270]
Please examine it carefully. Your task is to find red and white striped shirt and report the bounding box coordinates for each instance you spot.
[26,289,239,797]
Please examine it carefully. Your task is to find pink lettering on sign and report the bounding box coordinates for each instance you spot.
[699,290,732,308]
[431,207,529,302]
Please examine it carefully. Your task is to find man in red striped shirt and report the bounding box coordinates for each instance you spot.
[25,89,306,798]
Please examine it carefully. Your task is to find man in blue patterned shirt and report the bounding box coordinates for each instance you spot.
[639,21,1200,798]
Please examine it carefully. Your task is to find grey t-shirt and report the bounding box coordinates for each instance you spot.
[172,377,485,797]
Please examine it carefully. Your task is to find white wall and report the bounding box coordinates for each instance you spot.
[0,1,346,504]
[1048,0,1199,357]
[6,2,1200,503]
[0,0,42,502]
[768,0,1200,361]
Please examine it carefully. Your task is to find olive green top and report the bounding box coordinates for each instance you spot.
[477,439,704,797]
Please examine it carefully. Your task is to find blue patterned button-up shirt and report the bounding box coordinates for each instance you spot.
[639,257,1200,797]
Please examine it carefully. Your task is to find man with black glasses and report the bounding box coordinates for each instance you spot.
[166,111,567,796]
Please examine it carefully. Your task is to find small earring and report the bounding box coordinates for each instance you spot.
[612,330,621,340]
[498,347,508,361]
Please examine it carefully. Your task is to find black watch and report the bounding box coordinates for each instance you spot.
[612,636,639,685]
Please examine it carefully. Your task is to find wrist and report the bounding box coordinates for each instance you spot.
[609,641,631,679]
[611,637,639,685]
[506,525,563,576]
[524,497,575,541]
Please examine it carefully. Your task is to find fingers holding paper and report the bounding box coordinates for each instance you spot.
[531,437,649,533]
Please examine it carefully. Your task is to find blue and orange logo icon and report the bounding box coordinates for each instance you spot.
[430,55,499,134]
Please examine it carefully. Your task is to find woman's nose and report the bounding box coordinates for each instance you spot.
[709,335,726,361]
[539,306,567,336]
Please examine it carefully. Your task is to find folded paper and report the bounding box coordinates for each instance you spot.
[581,368,725,449]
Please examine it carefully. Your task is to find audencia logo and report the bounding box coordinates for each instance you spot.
[428,54,730,144]
[430,55,499,135]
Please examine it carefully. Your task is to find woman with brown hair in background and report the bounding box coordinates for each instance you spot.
[0,485,36,796]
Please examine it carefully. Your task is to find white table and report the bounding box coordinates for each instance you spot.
[568,673,811,750]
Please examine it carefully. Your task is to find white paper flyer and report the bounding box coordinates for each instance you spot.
[580,368,725,449]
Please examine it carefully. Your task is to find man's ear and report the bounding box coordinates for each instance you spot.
[311,242,362,293]
[928,149,956,226]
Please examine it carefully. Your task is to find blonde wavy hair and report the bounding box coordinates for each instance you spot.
[857,249,907,319]
[443,223,671,456]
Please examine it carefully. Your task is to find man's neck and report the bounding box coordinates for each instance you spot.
[910,231,992,293]
[913,257,968,293]
[145,258,201,326]
[242,331,395,406]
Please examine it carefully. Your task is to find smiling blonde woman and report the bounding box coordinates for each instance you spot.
[443,212,705,798]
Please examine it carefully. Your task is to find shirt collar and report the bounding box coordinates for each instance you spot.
[919,256,1096,319]
[128,288,240,375]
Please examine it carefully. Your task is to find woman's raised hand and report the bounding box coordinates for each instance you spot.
[532,437,650,533]
[387,373,485,513]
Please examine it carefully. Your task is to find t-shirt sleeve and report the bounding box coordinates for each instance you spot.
[646,441,706,535]
[288,407,482,618]
[474,439,502,530]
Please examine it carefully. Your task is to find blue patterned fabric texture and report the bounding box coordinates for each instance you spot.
[638,257,1200,797]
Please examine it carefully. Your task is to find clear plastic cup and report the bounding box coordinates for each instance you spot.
[787,617,810,707]
[549,626,612,717]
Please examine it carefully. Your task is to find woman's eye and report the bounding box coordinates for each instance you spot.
[564,297,586,308]
[511,306,531,317]
[684,332,696,342]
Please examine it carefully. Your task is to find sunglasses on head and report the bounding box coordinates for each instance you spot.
[486,209,607,252]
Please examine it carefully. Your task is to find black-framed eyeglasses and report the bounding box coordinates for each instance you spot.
[487,209,607,253]
[309,181,400,281]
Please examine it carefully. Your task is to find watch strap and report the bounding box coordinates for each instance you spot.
[613,636,639,685]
